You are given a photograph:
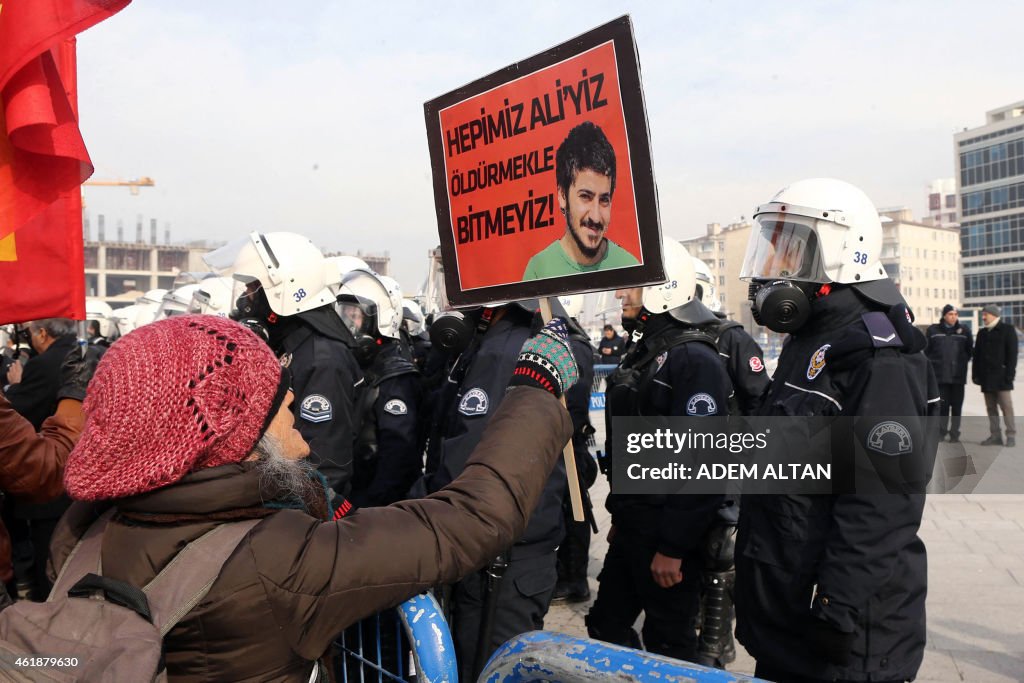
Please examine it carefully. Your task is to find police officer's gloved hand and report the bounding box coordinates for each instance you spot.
[56,344,103,402]
[509,318,579,398]
[806,619,856,666]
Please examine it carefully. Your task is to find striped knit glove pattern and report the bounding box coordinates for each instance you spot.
[509,318,579,397]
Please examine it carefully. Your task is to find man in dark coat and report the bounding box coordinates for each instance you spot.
[597,324,625,363]
[2,318,80,600]
[973,303,1017,447]
[926,304,972,442]
[3,319,79,430]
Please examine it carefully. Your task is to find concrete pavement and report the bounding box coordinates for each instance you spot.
[546,371,1024,682]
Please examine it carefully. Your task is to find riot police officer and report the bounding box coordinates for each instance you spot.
[204,232,363,512]
[417,299,578,682]
[337,268,423,508]
[735,178,939,682]
[585,240,732,662]
[690,255,771,667]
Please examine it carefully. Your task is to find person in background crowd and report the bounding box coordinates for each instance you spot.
[204,232,363,516]
[736,178,938,683]
[49,314,575,681]
[926,304,972,443]
[973,303,1017,448]
[0,346,96,609]
[597,324,625,362]
[586,240,730,663]
[2,318,80,602]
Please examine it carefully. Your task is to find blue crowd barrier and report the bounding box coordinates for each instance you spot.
[589,363,617,412]
[335,592,457,683]
[480,631,762,683]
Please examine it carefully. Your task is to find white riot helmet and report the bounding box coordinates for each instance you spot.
[203,232,338,317]
[741,178,886,285]
[156,284,203,319]
[741,178,899,333]
[640,240,717,325]
[109,305,138,336]
[402,298,426,336]
[132,290,166,329]
[556,294,584,320]
[188,276,235,317]
[691,257,721,313]
[642,240,695,313]
[337,268,404,340]
[85,298,115,338]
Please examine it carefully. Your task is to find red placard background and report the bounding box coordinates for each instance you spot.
[439,41,641,292]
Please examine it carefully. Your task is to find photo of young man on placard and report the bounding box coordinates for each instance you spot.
[523,121,639,281]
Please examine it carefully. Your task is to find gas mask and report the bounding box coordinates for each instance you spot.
[748,280,814,333]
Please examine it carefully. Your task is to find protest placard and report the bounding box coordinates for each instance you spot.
[425,15,663,307]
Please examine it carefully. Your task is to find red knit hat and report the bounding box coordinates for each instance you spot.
[64,315,287,501]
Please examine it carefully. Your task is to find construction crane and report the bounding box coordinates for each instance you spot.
[83,176,155,195]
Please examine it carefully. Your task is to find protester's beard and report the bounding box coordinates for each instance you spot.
[566,207,606,260]
[253,433,316,503]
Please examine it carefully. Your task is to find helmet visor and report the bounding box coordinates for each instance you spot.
[740,215,828,282]
[336,298,375,336]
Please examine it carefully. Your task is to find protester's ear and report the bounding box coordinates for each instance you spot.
[557,186,567,214]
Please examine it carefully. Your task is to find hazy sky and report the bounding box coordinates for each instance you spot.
[75,1,1022,293]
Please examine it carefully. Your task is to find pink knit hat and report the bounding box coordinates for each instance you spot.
[64,315,288,501]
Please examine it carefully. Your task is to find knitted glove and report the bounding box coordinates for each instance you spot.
[56,344,103,402]
[509,318,579,397]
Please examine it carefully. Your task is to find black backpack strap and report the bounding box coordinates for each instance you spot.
[67,573,153,623]
[143,519,261,636]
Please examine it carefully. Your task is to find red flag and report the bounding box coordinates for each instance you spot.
[0,0,131,324]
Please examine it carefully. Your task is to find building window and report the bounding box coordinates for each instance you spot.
[959,138,1024,187]
[718,259,725,268]
[718,276,725,286]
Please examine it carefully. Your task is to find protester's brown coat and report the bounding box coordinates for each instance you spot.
[49,387,571,682]
[0,396,82,584]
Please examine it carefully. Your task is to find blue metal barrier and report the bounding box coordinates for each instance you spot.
[479,631,762,683]
[335,592,457,683]
[590,363,617,412]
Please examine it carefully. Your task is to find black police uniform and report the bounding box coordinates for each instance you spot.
[735,286,939,683]
[925,319,972,440]
[274,307,363,508]
[554,326,597,601]
[709,314,770,417]
[693,314,770,667]
[586,309,731,662]
[420,307,567,682]
[350,342,422,508]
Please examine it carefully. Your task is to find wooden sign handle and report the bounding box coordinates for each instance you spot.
[538,297,586,523]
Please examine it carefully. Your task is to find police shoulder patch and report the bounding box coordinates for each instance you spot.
[806,344,831,381]
[299,394,333,423]
[686,393,717,416]
[866,421,913,456]
[458,388,489,417]
[383,398,408,415]
[749,356,764,373]
[655,351,668,372]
